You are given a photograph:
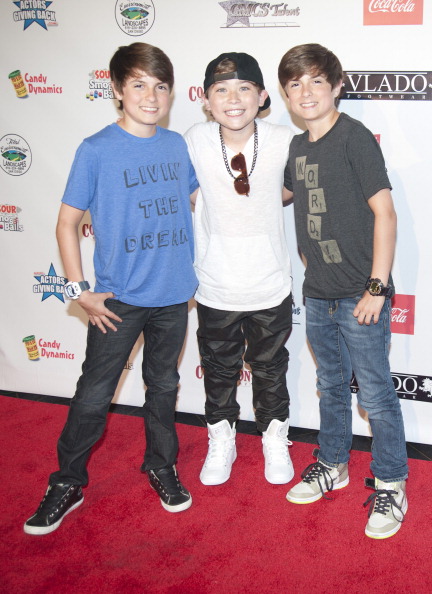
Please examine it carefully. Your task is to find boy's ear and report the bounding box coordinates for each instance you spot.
[333,79,344,100]
[111,82,122,100]
[258,89,269,108]
[203,95,212,112]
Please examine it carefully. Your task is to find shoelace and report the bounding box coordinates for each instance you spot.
[206,437,234,467]
[38,485,77,514]
[264,436,292,464]
[301,462,337,500]
[152,469,183,494]
[363,489,405,522]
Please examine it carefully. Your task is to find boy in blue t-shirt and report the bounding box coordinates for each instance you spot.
[24,42,198,535]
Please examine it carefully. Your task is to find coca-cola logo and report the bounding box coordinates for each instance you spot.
[364,0,423,24]
[391,294,415,335]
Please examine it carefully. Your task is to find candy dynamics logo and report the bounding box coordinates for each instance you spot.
[8,69,63,97]
[12,0,58,30]
[364,0,423,25]
[33,263,66,302]
[342,71,432,100]
[86,69,114,101]
[115,1,155,36]
[22,334,76,361]
[351,373,432,403]
[219,1,301,28]
[0,134,32,176]
[0,204,23,232]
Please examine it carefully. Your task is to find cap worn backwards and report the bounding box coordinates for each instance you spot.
[203,52,271,112]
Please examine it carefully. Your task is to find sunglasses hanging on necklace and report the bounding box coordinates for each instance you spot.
[219,121,258,196]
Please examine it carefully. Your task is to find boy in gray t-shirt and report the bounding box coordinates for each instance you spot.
[279,43,408,540]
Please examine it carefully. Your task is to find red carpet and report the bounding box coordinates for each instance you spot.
[1,395,431,594]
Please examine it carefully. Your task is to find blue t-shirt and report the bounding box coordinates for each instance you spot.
[62,123,198,307]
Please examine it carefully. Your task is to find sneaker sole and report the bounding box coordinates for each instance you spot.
[160,495,192,513]
[286,476,349,504]
[23,495,84,535]
[365,499,408,539]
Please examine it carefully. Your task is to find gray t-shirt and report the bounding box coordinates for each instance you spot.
[284,113,392,299]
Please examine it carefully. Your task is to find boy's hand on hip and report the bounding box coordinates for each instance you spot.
[77,291,122,333]
[353,293,385,326]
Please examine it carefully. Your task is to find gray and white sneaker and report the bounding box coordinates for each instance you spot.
[364,478,407,539]
[262,419,294,484]
[286,449,349,504]
[200,419,237,485]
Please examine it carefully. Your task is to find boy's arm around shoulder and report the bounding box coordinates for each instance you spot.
[56,203,122,333]
[353,188,397,326]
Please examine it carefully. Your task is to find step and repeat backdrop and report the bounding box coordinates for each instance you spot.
[2,1,431,444]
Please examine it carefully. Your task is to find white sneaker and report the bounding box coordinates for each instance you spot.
[364,478,408,539]
[262,419,294,484]
[200,420,237,486]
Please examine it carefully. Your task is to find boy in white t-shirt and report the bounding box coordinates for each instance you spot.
[184,52,295,486]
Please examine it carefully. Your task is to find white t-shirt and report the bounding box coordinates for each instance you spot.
[184,119,294,311]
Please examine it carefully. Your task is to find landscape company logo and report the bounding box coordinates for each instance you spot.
[342,71,432,101]
[0,134,32,176]
[86,69,114,101]
[115,1,155,36]
[364,0,423,25]
[33,263,66,302]
[219,1,301,28]
[8,69,63,97]
[391,294,415,335]
[0,203,24,232]
[351,373,432,403]
[12,0,58,30]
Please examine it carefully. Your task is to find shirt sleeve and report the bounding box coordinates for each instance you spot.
[61,141,98,211]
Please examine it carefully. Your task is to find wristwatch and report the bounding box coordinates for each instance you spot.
[64,280,90,300]
[365,277,393,297]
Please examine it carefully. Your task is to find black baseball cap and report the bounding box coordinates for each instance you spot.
[203,52,271,111]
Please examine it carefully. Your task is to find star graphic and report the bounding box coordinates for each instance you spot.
[219,0,254,27]
[34,262,65,302]
[14,1,53,30]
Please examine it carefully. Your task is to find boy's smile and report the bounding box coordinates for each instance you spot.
[113,70,171,137]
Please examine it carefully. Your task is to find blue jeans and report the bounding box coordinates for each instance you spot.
[306,296,408,483]
[50,300,188,486]
[197,294,292,432]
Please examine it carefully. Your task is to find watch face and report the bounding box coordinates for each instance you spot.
[369,281,381,294]
[64,283,77,298]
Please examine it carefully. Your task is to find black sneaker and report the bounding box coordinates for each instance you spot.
[147,466,192,513]
[24,483,84,535]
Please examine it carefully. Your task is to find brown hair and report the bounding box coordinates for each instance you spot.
[278,43,344,92]
[110,42,174,107]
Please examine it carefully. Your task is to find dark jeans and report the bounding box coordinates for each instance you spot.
[197,294,292,432]
[50,300,188,486]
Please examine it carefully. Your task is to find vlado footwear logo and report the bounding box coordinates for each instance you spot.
[351,373,432,403]
[0,134,32,176]
[0,204,23,232]
[364,0,423,25]
[86,69,114,101]
[12,0,58,30]
[342,71,432,100]
[8,70,63,97]
[391,294,415,335]
[33,263,66,302]
[115,1,155,36]
[219,1,301,28]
